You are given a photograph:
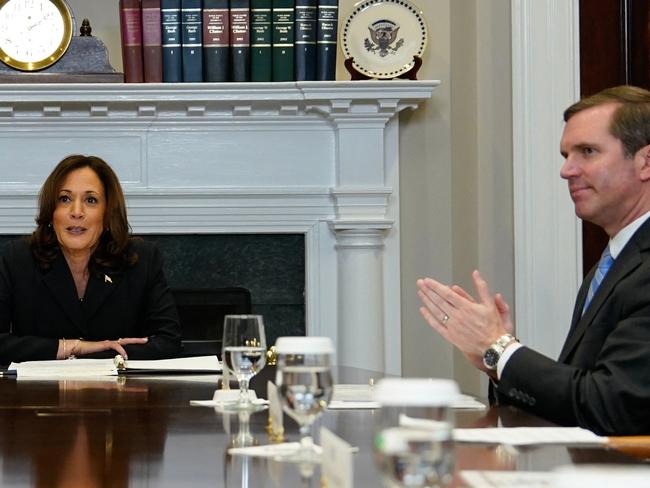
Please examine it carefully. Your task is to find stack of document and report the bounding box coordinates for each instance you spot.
[453,427,606,446]
[462,465,650,488]
[8,355,221,378]
[327,384,487,410]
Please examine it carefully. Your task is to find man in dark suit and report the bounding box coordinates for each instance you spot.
[417,86,650,435]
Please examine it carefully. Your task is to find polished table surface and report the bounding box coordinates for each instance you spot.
[0,366,641,487]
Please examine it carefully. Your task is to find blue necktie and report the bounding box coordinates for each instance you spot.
[582,246,613,315]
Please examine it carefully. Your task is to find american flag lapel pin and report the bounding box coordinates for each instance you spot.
[104,274,112,284]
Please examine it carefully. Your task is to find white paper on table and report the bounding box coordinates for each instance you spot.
[463,466,650,488]
[331,384,374,401]
[190,389,268,407]
[328,400,381,410]
[461,470,554,488]
[228,442,320,458]
[123,355,221,373]
[452,394,487,410]
[453,427,606,446]
[9,358,119,378]
[328,385,485,410]
[130,374,221,384]
[9,355,221,378]
[553,465,650,488]
[328,384,380,409]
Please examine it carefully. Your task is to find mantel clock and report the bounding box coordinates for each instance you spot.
[0,0,74,71]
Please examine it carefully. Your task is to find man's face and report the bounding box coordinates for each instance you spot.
[560,103,645,236]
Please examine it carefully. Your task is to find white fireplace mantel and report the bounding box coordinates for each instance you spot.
[0,81,438,374]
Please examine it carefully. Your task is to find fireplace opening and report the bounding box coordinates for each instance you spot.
[143,234,306,349]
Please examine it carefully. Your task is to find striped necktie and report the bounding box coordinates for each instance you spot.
[582,246,613,315]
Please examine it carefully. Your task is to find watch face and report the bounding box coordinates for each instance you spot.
[0,0,73,71]
[483,348,500,370]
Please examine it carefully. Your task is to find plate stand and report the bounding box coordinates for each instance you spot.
[344,56,422,80]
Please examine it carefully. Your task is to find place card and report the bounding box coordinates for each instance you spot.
[320,427,353,488]
[267,381,284,439]
[221,362,231,389]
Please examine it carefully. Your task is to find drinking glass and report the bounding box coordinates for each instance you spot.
[274,336,334,463]
[373,378,459,488]
[221,314,267,412]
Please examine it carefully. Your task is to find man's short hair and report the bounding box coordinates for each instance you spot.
[564,85,650,158]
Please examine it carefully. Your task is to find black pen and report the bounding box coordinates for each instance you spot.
[0,370,16,377]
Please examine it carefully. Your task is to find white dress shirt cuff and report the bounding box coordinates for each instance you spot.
[497,342,524,380]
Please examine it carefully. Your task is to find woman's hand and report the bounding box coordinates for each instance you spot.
[60,337,148,359]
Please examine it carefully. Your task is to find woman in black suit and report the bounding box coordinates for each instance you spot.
[0,155,181,364]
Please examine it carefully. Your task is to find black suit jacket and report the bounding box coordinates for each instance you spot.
[0,238,181,364]
[496,217,650,435]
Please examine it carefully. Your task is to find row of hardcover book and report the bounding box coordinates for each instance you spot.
[119,0,339,83]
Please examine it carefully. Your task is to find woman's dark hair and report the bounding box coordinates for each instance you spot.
[30,155,138,272]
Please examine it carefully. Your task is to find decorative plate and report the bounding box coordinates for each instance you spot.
[340,0,428,79]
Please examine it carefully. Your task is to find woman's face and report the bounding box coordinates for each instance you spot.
[52,167,107,259]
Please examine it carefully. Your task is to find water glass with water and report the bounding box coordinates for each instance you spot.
[374,378,460,488]
[274,336,335,463]
[221,314,267,412]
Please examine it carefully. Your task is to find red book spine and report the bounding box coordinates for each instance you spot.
[120,0,144,83]
[142,0,163,82]
[203,6,230,47]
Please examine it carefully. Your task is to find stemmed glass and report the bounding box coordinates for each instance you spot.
[274,336,335,463]
[221,314,267,412]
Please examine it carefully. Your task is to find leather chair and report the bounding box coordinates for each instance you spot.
[171,287,252,357]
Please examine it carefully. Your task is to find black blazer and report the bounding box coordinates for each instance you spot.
[496,218,650,435]
[0,238,181,364]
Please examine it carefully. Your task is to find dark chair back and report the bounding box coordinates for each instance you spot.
[171,287,252,357]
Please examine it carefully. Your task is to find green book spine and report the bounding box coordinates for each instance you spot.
[272,0,294,81]
[251,0,272,81]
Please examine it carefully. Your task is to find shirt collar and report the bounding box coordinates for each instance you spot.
[609,209,650,259]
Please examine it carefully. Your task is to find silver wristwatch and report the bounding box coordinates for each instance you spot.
[483,333,517,370]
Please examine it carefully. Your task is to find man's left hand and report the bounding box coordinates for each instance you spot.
[417,270,509,366]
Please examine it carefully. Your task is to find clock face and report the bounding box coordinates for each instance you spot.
[0,0,73,71]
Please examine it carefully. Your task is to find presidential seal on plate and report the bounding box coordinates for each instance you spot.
[341,0,427,79]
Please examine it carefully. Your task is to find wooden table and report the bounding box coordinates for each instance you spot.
[0,367,640,487]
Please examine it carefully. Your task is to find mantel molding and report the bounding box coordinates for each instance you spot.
[0,81,438,122]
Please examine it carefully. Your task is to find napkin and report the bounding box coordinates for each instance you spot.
[190,389,269,407]
[228,442,323,458]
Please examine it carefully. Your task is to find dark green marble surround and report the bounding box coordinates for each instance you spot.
[0,234,306,347]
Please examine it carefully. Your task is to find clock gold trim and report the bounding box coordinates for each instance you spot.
[0,0,74,71]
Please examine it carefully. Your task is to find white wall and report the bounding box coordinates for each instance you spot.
[396,0,455,380]
[397,0,513,395]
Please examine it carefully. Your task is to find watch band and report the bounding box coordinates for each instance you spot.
[483,333,517,370]
[495,333,517,349]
